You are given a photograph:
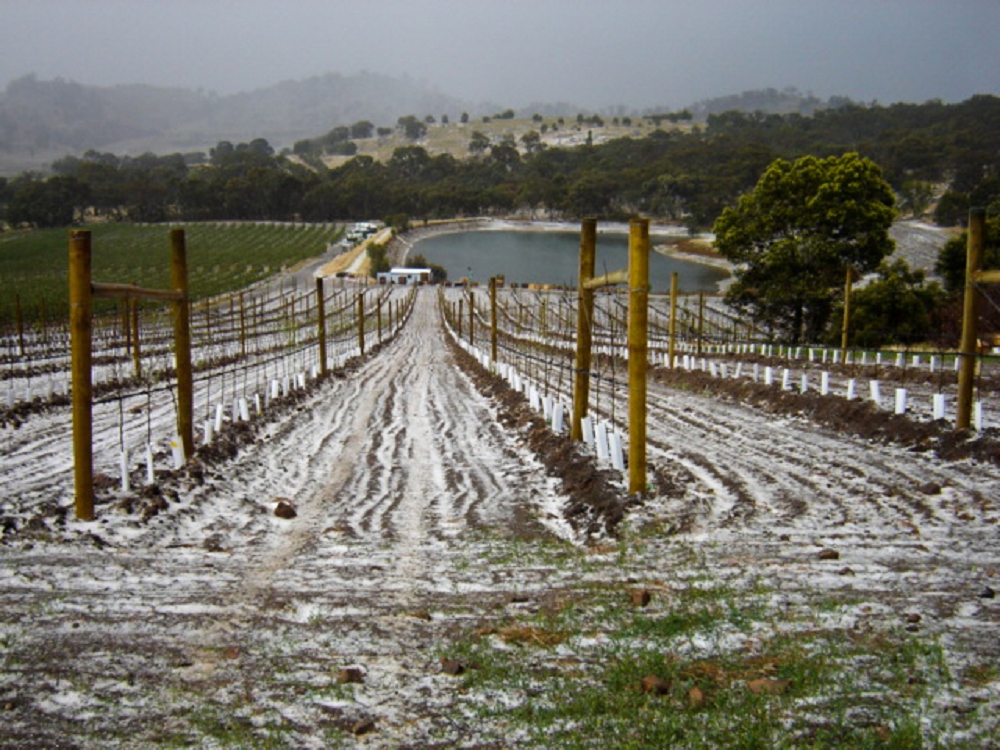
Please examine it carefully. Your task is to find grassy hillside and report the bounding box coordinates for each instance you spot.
[321,115,688,167]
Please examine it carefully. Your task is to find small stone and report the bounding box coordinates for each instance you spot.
[837,566,855,576]
[630,589,652,607]
[687,685,705,708]
[817,548,840,561]
[203,534,226,552]
[746,678,791,696]
[978,586,996,599]
[778,533,791,542]
[440,658,465,676]
[274,500,297,519]
[337,667,365,684]
[350,718,376,736]
[905,624,920,632]
[222,646,241,660]
[639,675,671,695]
[905,613,922,624]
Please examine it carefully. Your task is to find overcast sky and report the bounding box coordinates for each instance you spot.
[1,0,997,110]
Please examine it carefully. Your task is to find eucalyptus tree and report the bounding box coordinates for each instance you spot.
[713,152,896,344]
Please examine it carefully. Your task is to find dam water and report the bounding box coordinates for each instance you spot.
[412,230,727,292]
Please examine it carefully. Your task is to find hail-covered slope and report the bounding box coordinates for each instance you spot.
[2,286,998,747]
[0,289,573,748]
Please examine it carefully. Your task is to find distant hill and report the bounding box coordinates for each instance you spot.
[0,74,866,176]
[0,71,475,173]
[683,87,855,119]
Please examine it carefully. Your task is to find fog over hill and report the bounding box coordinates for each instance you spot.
[0,71,478,173]
[0,72,858,175]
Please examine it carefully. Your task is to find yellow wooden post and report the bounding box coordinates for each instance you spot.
[490,276,498,365]
[627,218,649,494]
[239,291,247,359]
[697,291,705,355]
[572,218,597,441]
[468,291,475,346]
[170,228,194,460]
[316,277,328,375]
[69,230,94,521]
[357,290,365,355]
[122,298,130,360]
[130,298,142,380]
[668,271,678,368]
[841,265,853,360]
[957,208,985,429]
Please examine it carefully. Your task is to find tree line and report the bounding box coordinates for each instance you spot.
[0,95,996,232]
[2,95,999,347]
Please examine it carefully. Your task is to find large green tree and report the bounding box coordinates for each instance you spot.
[713,152,896,343]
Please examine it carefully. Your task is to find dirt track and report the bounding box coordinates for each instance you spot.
[2,288,999,747]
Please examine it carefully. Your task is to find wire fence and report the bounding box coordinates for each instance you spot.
[2,276,417,488]
[441,283,1000,442]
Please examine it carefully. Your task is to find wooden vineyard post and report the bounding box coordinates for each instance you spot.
[468,291,474,347]
[238,291,247,359]
[69,230,95,521]
[130,298,142,380]
[575,218,650,494]
[122,299,131,360]
[572,218,597,441]
[957,208,986,429]
[457,297,463,340]
[170,228,194,460]
[316,276,328,375]
[668,271,678,369]
[627,218,650,495]
[697,291,705,355]
[377,294,383,344]
[357,291,365,355]
[841,265,853,361]
[71,230,191,519]
[489,276,498,366]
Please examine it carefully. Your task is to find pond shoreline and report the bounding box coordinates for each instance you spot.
[393,218,733,291]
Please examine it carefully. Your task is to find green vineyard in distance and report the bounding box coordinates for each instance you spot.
[0,222,343,325]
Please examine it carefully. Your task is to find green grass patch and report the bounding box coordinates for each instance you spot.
[442,565,979,749]
[0,222,341,325]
